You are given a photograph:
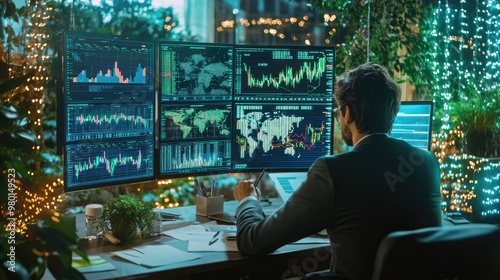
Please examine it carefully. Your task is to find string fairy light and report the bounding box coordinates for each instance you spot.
[4,0,65,235]
[217,13,337,45]
[433,0,500,221]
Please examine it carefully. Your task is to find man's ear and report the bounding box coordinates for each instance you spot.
[343,106,352,124]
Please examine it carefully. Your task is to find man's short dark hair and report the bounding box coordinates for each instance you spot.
[334,62,401,134]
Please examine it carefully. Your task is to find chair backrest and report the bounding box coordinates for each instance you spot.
[372,224,500,280]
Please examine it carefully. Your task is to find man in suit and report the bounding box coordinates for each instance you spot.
[233,62,442,280]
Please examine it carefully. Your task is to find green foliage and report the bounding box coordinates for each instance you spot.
[26,211,88,280]
[307,0,435,98]
[2,212,88,280]
[1,3,86,276]
[100,195,156,244]
[0,103,38,209]
[451,87,500,133]
[0,77,37,280]
[0,66,37,203]
[0,80,86,280]
[448,85,499,157]
[45,0,183,41]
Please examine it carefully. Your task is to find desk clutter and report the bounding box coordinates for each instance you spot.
[68,199,330,278]
[162,221,239,252]
[72,219,329,274]
[71,221,234,273]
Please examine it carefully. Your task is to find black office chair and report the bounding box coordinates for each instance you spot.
[304,224,500,280]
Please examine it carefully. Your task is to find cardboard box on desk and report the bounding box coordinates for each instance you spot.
[195,195,224,216]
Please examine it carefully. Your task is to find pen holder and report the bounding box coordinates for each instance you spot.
[195,195,224,216]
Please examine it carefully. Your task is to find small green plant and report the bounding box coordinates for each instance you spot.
[99,195,156,244]
[452,87,499,133]
[451,87,500,157]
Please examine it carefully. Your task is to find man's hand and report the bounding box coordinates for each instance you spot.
[233,179,261,202]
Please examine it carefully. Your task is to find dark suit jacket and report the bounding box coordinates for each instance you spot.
[235,134,442,280]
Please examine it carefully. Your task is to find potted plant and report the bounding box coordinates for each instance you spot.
[452,87,499,157]
[99,195,156,245]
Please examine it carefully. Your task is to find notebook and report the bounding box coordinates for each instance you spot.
[268,172,307,201]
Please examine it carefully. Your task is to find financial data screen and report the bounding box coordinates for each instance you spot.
[64,34,155,102]
[391,102,433,150]
[234,46,334,102]
[157,42,235,177]
[63,33,155,191]
[159,42,233,101]
[159,102,233,176]
[232,102,332,171]
[62,36,336,187]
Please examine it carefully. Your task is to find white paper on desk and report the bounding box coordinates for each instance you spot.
[187,231,239,252]
[291,236,330,244]
[111,244,201,267]
[162,224,207,241]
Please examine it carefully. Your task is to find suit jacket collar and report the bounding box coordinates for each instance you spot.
[353,133,389,151]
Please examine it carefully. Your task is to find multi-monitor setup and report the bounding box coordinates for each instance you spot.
[61,32,433,192]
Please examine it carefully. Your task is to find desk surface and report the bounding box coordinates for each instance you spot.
[43,198,331,280]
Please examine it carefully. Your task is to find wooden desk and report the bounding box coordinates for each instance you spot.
[47,199,331,280]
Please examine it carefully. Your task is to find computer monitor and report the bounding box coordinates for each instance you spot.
[158,102,233,176]
[62,32,156,191]
[234,45,334,102]
[62,35,337,185]
[158,42,234,177]
[390,101,434,151]
[232,45,335,171]
[159,42,233,101]
[232,102,333,171]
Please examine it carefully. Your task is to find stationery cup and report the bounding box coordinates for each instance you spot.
[195,195,224,216]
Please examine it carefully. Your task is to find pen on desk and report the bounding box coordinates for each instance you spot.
[211,179,216,196]
[208,231,220,246]
[195,178,203,196]
[254,168,266,189]
[200,182,208,197]
[213,180,218,196]
[225,235,237,241]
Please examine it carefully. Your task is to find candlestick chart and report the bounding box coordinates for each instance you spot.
[234,47,334,101]
[65,139,155,188]
[63,33,156,191]
[67,104,153,141]
[63,33,337,187]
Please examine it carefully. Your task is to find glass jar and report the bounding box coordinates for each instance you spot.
[85,204,103,240]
